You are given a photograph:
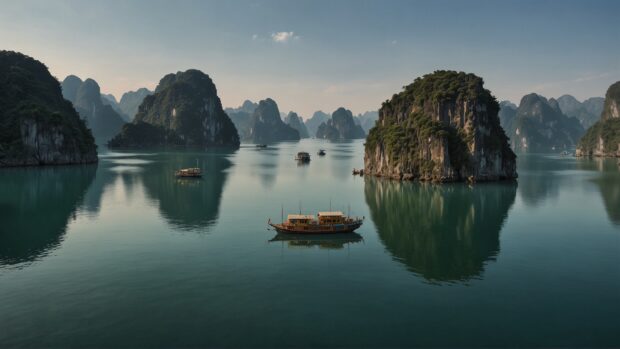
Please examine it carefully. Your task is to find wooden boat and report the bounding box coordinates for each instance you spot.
[268,211,363,234]
[352,168,364,176]
[317,149,326,156]
[295,152,311,162]
[175,167,202,178]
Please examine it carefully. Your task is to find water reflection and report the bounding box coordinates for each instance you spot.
[84,149,234,232]
[0,165,96,266]
[577,158,620,225]
[139,151,234,231]
[269,233,363,249]
[515,154,567,207]
[365,178,516,283]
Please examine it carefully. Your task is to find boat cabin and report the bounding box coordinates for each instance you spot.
[287,214,315,225]
[317,211,345,224]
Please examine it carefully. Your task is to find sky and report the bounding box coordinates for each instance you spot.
[1,0,619,117]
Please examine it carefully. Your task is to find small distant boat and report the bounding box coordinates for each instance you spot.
[176,159,202,178]
[256,144,267,148]
[295,152,311,162]
[175,167,202,178]
[352,168,364,176]
[317,149,326,156]
[560,150,570,156]
[269,211,364,234]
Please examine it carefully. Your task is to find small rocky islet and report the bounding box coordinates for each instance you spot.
[364,70,517,182]
[108,69,240,149]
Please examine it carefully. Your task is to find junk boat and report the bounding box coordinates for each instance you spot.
[295,152,311,162]
[175,167,202,178]
[268,211,363,234]
[317,149,326,156]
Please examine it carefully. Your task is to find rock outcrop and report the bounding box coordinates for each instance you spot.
[225,100,258,141]
[557,94,604,129]
[502,93,584,152]
[364,70,516,182]
[305,110,330,137]
[576,81,620,157]
[284,112,310,138]
[247,98,299,143]
[316,107,366,140]
[0,51,97,167]
[61,76,127,144]
[118,88,152,121]
[108,69,239,148]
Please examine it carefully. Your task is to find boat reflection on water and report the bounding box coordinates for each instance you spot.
[364,177,517,283]
[269,232,363,250]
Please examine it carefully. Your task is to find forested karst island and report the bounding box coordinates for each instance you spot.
[577,81,620,157]
[108,69,239,148]
[364,70,517,182]
[0,51,97,167]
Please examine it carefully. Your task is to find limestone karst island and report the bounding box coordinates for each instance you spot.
[0,1,619,348]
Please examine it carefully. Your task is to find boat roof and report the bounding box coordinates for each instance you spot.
[287,214,315,220]
[318,211,344,216]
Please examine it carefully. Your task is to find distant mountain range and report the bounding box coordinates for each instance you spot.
[354,111,378,134]
[499,94,584,152]
[557,95,604,129]
[316,107,366,141]
[61,75,126,144]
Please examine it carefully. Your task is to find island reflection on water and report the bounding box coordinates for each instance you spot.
[0,165,96,266]
[365,177,517,283]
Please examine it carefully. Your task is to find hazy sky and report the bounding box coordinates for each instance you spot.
[1,0,619,117]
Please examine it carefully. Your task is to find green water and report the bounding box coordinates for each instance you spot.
[1,139,619,347]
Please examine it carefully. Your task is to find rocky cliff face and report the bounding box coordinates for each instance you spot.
[557,94,604,129]
[247,98,299,143]
[577,81,620,157]
[284,112,310,138]
[61,76,126,144]
[502,93,584,152]
[108,69,239,148]
[0,51,97,167]
[305,111,330,137]
[364,70,516,182]
[118,88,152,121]
[316,107,366,140]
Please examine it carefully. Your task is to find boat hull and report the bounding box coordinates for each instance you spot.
[269,222,362,234]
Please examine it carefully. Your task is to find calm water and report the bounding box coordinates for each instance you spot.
[1,139,619,347]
